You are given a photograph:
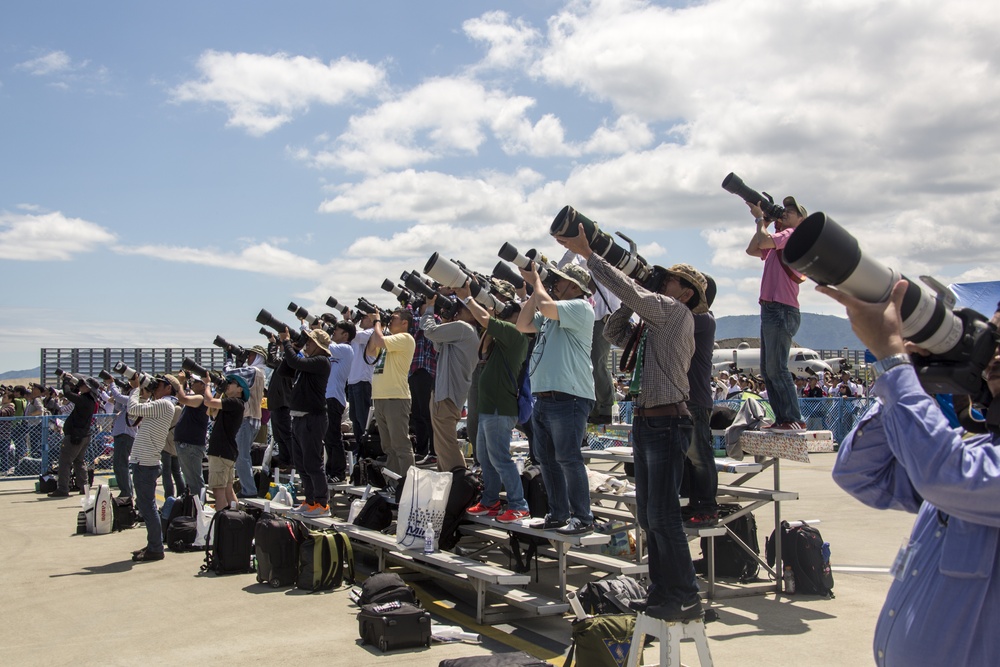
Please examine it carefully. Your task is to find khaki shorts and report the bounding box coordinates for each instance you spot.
[206,455,236,489]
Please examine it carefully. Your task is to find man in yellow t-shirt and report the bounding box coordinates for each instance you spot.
[366,307,417,477]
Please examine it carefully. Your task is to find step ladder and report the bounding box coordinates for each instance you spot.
[625,611,713,667]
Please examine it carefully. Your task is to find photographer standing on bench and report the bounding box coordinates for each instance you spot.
[278,327,332,518]
[558,226,708,622]
[829,283,1000,666]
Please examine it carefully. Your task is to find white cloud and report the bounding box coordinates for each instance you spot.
[0,211,116,261]
[463,11,541,71]
[15,51,73,76]
[112,242,330,280]
[171,51,387,136]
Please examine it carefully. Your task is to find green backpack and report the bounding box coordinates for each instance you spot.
[565,614,639,667]
[296,528,354,592]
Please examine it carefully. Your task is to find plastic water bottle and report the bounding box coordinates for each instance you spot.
[423,519,435,554]
[783,565,796,594]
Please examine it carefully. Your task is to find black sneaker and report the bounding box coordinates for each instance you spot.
[645,596,703,622]
[47,490,70,498]
[542,514,568,530]
[555,517,594,535]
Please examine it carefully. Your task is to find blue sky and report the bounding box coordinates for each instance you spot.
[2,0,998,373]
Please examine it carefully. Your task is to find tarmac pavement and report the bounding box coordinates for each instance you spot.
[0,452,912,666]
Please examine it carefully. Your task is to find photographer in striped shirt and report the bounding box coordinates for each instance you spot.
[126,374,180,562]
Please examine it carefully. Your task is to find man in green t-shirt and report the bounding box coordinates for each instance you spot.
[455,281,531,523]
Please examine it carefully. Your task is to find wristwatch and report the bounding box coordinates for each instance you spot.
[871,353,912,379]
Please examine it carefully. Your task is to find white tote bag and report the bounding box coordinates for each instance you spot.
[192,495,216,548]
[395,467,453,550]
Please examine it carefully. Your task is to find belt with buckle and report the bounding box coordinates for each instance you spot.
[634,403,690,418]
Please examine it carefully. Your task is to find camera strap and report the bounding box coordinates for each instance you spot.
[619,323,646,374]
[776,250,807,284]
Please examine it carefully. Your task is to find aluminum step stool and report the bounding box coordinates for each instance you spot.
[625,612,713,667]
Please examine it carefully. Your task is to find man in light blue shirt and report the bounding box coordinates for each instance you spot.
[517,261,595,535]
[825,279,1000,667]
[324,320,356,483]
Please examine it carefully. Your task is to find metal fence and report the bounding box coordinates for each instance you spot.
[617,396,876,444]
[1,414,117,479]
[1,413,276,480]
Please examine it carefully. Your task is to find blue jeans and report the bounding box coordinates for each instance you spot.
[760,301,802,423]
[633,414,699,606]
[175,441,205,498]
[235,417,260,496]
[686,405,718,511]
[530,393,594,523]
[160,451,184,498]
[112,433,134,497]
[130,462,163,554]
[477,412,528,511]
[346,381,371,445]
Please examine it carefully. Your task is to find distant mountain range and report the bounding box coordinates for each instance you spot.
[715,313,864,352]
[0,366,41,381]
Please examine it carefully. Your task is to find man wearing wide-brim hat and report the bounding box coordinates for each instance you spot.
[516,257,597,536]
[557,223,709,623]
[278,326,333,518]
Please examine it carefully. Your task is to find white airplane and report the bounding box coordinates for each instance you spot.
[712,342,838,377]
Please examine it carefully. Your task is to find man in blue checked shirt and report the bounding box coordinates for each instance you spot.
[826,280,1000,667]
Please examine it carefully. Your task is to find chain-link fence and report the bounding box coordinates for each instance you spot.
[1,414,117,479]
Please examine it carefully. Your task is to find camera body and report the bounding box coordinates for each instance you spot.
[213,335,248,364]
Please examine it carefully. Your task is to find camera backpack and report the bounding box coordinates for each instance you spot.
[297,527,355,592]
[166,516,199,551]
[202,508,256,575]
[255,514,303,588]
[111,496,138,532]
[358,571,419,606]
[694,503,760,583]
[520,464,549,518]
[352,492,394,531]
[766,521,835,597]
[576,575,648,615]
[357,601,431,652]
[160,490,197,539]
[438,466,483,551]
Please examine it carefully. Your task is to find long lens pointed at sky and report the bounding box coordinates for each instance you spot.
[2,0,998,372]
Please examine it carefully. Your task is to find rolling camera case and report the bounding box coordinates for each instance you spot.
[357,601,431,652]
[255,514,302,587]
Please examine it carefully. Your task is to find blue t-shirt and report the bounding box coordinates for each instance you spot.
[529,298,596,400]
[325,342,354,406]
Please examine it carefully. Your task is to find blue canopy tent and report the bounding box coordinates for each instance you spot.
[950,280,1000,318]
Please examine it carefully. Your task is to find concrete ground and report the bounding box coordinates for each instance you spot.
[0,452,910,666]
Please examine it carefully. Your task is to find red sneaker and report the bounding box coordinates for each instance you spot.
[467,501,502,517]
[495,509,530,524]
[771,422,807,433]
